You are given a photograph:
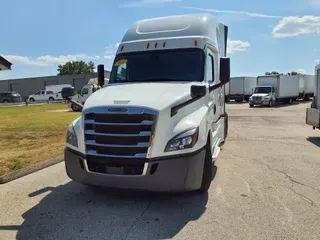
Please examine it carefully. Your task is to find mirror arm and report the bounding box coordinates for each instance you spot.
[209,81,226,92]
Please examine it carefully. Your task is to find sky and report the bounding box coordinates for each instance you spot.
[1,0,320,80]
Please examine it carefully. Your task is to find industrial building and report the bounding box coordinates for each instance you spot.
[0,71,111,100]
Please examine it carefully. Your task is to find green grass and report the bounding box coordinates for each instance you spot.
[0,104,80,176]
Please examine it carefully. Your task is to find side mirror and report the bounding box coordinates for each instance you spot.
[220,57,230,84]
[191,85,207,98]
[62,87,76,99]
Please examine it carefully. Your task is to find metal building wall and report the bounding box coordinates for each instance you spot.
[0,71,110,99]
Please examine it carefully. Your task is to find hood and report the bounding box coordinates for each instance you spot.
[84,82,195,111]
[252,93,269,97]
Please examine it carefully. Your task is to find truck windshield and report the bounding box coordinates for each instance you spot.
[254,87,272,94]
[109,49,204,83]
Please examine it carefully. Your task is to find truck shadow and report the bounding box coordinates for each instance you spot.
[4,177,210,239]
[251,102,300,109]
[307,137,320,148]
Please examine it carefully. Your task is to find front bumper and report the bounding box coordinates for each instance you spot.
[249,99,270,106]
[64,147,206,192]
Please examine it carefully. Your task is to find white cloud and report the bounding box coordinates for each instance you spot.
[227,40,250,54]
[297,68,306,74]
[181,6,283,19]
[104,43,120,60]
[272,15,320,38]
[104,55,115,60]
[311,0,320,6]
[3,54,100,66]
[120,0,181,8]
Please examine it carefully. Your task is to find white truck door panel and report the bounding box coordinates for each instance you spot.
[40,90,46,101]
[206,48,221,150]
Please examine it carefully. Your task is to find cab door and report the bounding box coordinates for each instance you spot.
[206,47,222,151]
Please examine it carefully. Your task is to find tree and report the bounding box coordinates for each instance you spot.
[287,71,300,75]
[265,71,280,75]
[57,61,95,75]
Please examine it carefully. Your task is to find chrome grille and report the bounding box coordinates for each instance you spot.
[83,107,157,175]
[253,96,262,102]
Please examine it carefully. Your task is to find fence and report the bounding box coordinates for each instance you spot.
[0,99,69,107]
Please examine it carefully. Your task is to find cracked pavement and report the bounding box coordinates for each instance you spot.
[0,102,320,240]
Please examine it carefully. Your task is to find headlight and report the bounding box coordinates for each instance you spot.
[66,124,78,147]
[165,127,199,152]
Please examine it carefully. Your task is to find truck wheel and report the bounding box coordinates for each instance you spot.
[199,140,213,192]
[3,99,8,103]
[225,96,230,102]
[303,95,310,101]
[71,104,79,112]
[268,100,273,107]
[49,97,54,101]
[224,112,228,140]
[289,98,293,104]
[29,98,35,102]
[249,104,254,108]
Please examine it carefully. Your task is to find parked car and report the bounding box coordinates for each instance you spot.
[28,90,56,102]
[0,91,22,103]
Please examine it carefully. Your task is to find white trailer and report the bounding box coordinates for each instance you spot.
[249,75,299,107]
[62,13,231,193]
[299,75,315,100]
[45,84,73,94]
[226,77,257,102]
[306,65,320,129]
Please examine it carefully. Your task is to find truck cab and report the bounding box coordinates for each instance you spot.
[63,13,230,192]
[70,78,109,111]
[306,64,320,130]
[249,85,276,107]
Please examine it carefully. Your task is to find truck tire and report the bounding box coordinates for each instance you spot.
[249,104,254,108]
[29,98,35,102]
[3,99,8,103]
[224,112,228,140]
[71,104,79,112]
[289,98,293,104]
[268,100,274,107]
[49,97,54,101]
[199,139,213,192]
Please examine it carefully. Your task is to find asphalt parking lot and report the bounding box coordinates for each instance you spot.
[0,102,319,240]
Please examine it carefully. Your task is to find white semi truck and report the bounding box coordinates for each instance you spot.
[299,74,315,101]
[306,64,320,130]
[225,77,257,102]
[70,78,109,111]
[62,13,230,192]
[249,75,299,107]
